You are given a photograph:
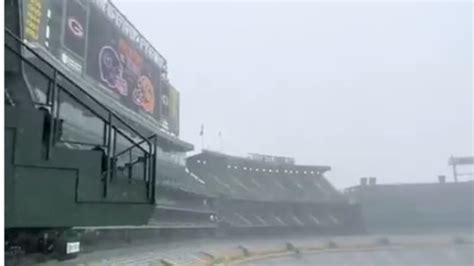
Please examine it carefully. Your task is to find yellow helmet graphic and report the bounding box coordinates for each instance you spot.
[134,75,155,113]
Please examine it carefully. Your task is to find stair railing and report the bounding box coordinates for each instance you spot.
[4,29,157,203]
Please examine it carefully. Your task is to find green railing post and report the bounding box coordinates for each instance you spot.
[104,112,113,197]
[128,149,132,182]
[143,154,148,185]
[102,122,108,148]
[151,136,157,203]
[46,70,57,160]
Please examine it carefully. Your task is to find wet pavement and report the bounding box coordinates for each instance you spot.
[240,245,473,266]
[37,232,474,265]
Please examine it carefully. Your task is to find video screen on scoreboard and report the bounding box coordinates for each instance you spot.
[85,1,162,124]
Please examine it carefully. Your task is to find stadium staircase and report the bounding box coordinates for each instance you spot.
[5,29,157,228]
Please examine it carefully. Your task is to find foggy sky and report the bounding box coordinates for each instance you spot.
[114,1,473,188]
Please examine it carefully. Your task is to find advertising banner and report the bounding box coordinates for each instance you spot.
[63,0,87,58]
[60,0,87,74]
[167,84,180,135]
[158,81,180,136]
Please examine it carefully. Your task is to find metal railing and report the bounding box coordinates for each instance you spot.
[5,29,157,203]
[5,89,15,106]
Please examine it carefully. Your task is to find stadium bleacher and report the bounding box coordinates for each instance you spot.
[187,150,344,202]
[186,150,364,233]
[144,159,218,228]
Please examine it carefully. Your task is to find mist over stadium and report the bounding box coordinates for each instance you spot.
[4,0,473,265]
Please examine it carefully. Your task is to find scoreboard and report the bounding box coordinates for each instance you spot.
[23,0,44,41]
[21,0,180,136]
[248,153,296,165]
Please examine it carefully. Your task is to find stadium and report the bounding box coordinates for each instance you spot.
[4,0,473,264]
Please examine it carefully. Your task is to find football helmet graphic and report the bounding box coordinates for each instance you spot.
[132,75,155,113]
[99,46,128,96]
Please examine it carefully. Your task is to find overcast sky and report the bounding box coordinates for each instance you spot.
[114,1,472,188]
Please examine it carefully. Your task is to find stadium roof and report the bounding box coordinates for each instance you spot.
[187,151,344,203]
[198,149,331,173]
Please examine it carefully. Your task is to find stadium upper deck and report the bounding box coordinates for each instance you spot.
[183,150,363,231]
[187,150,345,203]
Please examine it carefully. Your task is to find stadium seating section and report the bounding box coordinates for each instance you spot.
[184,150,361,231]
